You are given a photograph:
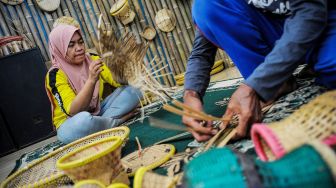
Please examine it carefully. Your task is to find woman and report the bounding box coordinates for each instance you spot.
[45,25,141,144]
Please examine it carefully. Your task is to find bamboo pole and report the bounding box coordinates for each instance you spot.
[83,0,99,36]
[34,2,51,34]
[14,5,35,47]
[173,0,193,52]
[142,0,176,86]
[0,3,16,36]
[21,1,49,60]
[183,0,193,26]
[98,0,120,37]
[59,0,70,17]
[45,12,54,29]
[0,6,11,36]
[90,0,106,30]
[77,0,97,43]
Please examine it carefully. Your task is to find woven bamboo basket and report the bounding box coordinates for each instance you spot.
[155,8,176,32]
[133,167,177,188]
[57,137,130,186]
[53,16,80,28]
[74,179,106,188]
[140,26,156,41]
[1,126,130,188]
[35,0,60,12]
[110,0,135,25]
[0,0,23,5]
[121,144,175,176]
[251,90,336,161]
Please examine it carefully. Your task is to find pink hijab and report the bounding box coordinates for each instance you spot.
[48,25,100,115]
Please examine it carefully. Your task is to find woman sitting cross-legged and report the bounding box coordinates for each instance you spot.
[45,25,141,144]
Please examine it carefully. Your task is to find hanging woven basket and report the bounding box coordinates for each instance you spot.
[53,16,80,28]
[155,8,176,32]
[57,136,130,186]
[140,26,156,41]
[35,0,60,12]
[110,0,135,25]
[251,90,336,161]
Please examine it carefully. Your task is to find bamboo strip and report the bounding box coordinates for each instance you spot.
[90,0,106,30]
[95,0,112,31]
[0,3,16,36]
[143,0,175,86]
[21,1,49,60]
[59,0,70,17]
[84,0,99,35]
[0,6,11,36]
[6,6,23,35]
[45,12,54,29]
[175,0,194,52]
[14,5,35,47]
[182,0,193,28]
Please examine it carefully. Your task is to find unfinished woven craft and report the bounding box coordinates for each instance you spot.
[110,0,135,25]
[121,144,175,176]
[0,0,23,5]
[74,179,106,188]
[133,167,177,188]
[251,90,336,161]
[184,141,336,188]
[53,16,80,28]
[1,126,130,188]
[140,26,156,41]
[155,8,176,32]
[57,137,130,186]
[35,0,60,12]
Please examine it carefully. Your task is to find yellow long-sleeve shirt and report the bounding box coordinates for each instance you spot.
[45,57,120,129]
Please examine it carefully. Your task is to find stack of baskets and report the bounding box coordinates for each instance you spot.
[110,0,135,25]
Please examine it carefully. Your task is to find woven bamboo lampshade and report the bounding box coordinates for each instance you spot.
[110,0,135,25]
[121,144,175,176]
[57,137,130,186]
[1,127,130,188]
[155,8,176,32]
[35,0,60,12]
[0,0,23,5]
[251,90,336,161]
[53,16,80,28]
[133,167,177,188]
[140,26,156,41]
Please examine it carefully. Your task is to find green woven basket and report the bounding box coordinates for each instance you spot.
[184,148,248,188]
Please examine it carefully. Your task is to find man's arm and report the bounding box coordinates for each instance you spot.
[184,29,218,99]
[245,0,328,101]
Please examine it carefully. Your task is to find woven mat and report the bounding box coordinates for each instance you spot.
[9,77,327,176]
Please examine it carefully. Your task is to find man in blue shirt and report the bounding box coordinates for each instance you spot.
[183,0,336,141]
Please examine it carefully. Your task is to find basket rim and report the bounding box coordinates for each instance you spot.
[1,126,129,188]
[57,136,122,170]
[123,144,175,176]
[251,123,286,161]
[74,179,106,188]
[110,0,128,16]
[133,167,148,188]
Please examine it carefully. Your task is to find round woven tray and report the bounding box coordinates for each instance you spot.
[155,8,176,32]
[140,26,156,41]
[35,0,60,12]
[53,16,80,28]
[1,126,130,188]
[251,91,336,161]
[0,0,23,5]
[133,167,176,188]
[121,144,175,176]
[57,136,129,186]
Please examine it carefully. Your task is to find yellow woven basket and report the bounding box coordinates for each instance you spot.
[133,167,177,188]
[252,90,336,161]
[57,136,129,186]
[1,126,130,188]
[110,0,135,25]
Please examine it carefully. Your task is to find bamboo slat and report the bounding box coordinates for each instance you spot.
[59,0,70,17]
[0,3,16,36]
[0,5,11,36]
[175,0,193,51]
[77,0,97,43]
[14,5,35,46]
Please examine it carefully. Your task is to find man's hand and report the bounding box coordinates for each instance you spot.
[182,90,218,142]
[221,83,262,139]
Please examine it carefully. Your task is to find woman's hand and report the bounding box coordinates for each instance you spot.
[182,90,218,142]
[88,60,103,83]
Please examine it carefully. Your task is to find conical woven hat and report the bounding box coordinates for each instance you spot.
[251,90,336,161]
[0,0,23,5]
[53,16,80,28]
[35,0,60,12]
[155,8,176,32]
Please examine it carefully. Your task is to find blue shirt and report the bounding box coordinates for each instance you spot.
[185,0,330,101]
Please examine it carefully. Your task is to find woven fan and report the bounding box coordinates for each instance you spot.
[133,167,177,188]
[57,137,130,186]
[251,90,336,161]
[35,0,60,12]
[1,127,130,188]
[121,144,175,176]
[0,0,23,5]
[95,26,173,106]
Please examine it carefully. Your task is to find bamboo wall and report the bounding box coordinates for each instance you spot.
[0,0,233,86]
